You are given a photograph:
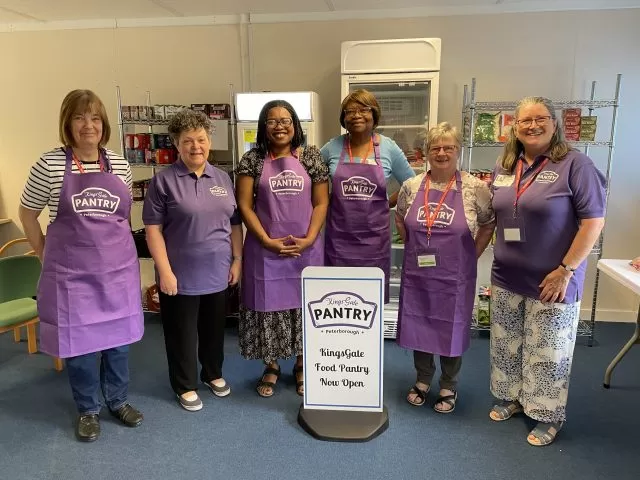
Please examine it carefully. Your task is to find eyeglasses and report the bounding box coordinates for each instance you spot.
[344,106,373,117]
[428,145,457,155]
[266,118,293,128]
[516,116,552,128]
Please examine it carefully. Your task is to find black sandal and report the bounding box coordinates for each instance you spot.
[293,364,304,396]
[256,365,281,398]
[433,390,457,414]
[407,384,430,407]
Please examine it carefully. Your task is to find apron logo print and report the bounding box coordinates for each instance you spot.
[209,186,228,196]
[308,291,377,330]
[71,187,120,216]
[269,170,304,194]
[535,171,559,184]
[341,176,378,199]
[417,203,455,227]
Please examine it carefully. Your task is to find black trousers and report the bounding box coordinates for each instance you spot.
[159,290,227,395]
[414,350,462,390]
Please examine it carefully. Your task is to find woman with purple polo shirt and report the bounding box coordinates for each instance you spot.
[489,97,606,446]
[237,100,329,398]
[19,90,144,442]
[320,89,415,303]
[395,122,495,413]
[143,109,243,412]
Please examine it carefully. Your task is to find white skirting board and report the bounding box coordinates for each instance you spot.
[583,308,638,323]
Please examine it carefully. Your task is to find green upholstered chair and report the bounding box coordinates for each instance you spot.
[0,238,63,371]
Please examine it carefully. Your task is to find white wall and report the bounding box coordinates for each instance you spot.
[0,8,638,319]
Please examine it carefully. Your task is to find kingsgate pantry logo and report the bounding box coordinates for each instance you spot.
[210,186,228,196]
[417,202,455,227]
[535,171,560,184]
[341,176,377,199]
[269,170,304,194]
[308,291,377,329]
[72,188,120,216]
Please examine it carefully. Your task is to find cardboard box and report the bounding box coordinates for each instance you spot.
[209,104,231,119]
[562,108,582,117]
[191,104,211,116]
[153,105,166,120]
[563,117,581,127]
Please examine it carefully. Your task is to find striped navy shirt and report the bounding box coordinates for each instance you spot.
[20,147,133,223]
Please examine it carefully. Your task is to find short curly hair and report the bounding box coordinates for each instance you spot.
[167,109,212,146]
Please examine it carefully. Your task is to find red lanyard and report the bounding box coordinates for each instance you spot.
[346,136,373,164]
[423,172,456,244]
[72,152,104,174]
[513,158,548,213]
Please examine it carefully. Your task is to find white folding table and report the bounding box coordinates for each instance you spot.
[596,259,640,388]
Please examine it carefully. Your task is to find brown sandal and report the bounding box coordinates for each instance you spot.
[406,384,430,407]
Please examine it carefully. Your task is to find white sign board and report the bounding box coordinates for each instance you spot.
[302,266,384,412]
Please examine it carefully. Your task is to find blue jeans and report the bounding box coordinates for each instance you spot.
[66,345,130,415]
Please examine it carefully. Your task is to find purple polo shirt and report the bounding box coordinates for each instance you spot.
[142,159,241,295]
[491,150,606,303]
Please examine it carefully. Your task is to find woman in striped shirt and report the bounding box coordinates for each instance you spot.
[19,89,144,443]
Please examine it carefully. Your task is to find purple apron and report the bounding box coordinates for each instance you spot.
[241,152,324,312]
[37,148,144,358]
[396,171,476,357]
[325,135,391,302]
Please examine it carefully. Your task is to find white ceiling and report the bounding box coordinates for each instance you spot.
[0,0,639,27]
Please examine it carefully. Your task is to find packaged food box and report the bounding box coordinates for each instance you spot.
[165,105,186,119]
[156,148,176,164]
[138,106,152,121]
[580,116,598,126]
[564,125,581,135]
[153,105,166,120]
[191,104,211,116]
[133,133,151,150]
[151,133,173,150]
[563,117,581,127]
[130,106,140,121]
[477,285,491,327]
[124,134,135,149]
[562,108,582,117]
[580,124,597,134]
[132,180,145,201]
[579,130,596,141]
[474,112,500,142]
[125,148,145,164]
[121,106,131,121]
[565,133,580,141]
[498,113,514,142]
[209,104,231,120]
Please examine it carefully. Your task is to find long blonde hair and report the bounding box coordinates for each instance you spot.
[499,96,572,172]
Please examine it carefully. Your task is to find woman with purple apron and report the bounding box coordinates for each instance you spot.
[19,90,144,442]
[395,122,495,413]
[320,89,416,303]
[236,100,329,398]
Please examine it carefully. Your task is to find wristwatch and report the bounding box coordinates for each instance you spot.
[561,262,576,273]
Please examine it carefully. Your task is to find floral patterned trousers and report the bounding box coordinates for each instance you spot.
[489,285,581,423]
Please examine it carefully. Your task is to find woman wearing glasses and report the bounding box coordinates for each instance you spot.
[395,122,495,413]
[320,89,415,302]
[236,100,329,398]
[489,97,606,446]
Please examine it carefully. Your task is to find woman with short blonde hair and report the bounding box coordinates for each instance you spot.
[395,121,495,413]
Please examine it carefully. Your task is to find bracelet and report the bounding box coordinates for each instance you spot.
[233,255,243,261]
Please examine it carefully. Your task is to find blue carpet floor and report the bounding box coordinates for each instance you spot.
[0,316,638,480]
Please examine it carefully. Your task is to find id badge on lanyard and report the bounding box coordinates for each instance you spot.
[417,247,439,268]
[503,159,548,243]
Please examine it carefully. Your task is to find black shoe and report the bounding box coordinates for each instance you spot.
[76,414,100,442]
[109,403,143,427]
